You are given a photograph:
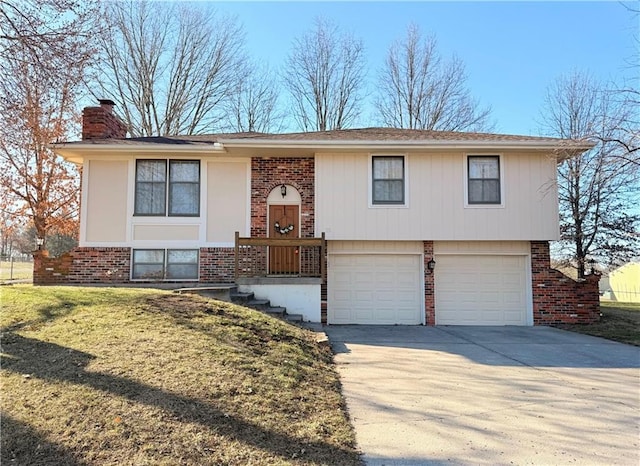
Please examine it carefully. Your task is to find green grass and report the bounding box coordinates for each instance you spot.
[558,301,640,346]
[0,260,33,281]
[1,285,361,465]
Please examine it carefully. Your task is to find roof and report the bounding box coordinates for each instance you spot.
[52,127,595,162]
[59,127,588,145]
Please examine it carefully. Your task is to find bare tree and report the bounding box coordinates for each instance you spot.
[96,1,246,136]
[375,24,492,131]
[540,71,639,278]
[0,0,98,250]
[0,0,98,62]
[225,62,284,133]
[283,17,366,132]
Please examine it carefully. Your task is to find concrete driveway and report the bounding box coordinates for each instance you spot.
[324,326,640,465]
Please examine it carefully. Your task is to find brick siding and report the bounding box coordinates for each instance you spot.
[33,248,131,285]
[34,247,239,285]
[424,241,436,325]
[531,241,601,324]
[251,157,315,237]
[199,248,235,283]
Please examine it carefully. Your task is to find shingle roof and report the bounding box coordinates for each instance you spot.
[58,127,588,146]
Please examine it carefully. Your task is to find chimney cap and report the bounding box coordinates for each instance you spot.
[98,99,116,107]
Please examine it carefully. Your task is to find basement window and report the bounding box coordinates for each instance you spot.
[132,249,198,280]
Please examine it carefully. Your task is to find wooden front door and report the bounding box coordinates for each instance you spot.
[269,204,299,274]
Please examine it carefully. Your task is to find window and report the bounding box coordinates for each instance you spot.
[135,160,200,216]
[132,249,198,280]
[372,156,405,205]
[468,156,501,204]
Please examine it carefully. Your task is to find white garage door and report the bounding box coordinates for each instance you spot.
[328,254,423,325]
[435,255,528,325]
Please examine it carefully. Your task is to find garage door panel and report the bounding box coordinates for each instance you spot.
[329,254,422,325]
[436,255,528,326]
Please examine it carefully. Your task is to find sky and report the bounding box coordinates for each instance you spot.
[205,0,638,136]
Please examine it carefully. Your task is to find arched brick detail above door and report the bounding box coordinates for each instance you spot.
[251,157,315,237]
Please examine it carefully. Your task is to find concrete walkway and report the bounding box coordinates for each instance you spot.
[325,326,640,466]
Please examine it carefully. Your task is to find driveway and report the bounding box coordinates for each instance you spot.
[324,326,640,465]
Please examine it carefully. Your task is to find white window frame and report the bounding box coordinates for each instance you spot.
[134,159,201,217]
[131,248,200,281]
[464,153,505,208]
[368,154,409,208]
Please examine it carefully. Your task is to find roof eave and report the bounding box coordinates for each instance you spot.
[51,142,226,162]
[219,138,595,152]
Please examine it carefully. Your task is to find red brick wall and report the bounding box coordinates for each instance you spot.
[82,101,127,140]
[424,241,435,326]
[251,157,315,237]
[33,248,131,285]
[531,241,601,324]
[199,248,235,283]
[34,247,239,285]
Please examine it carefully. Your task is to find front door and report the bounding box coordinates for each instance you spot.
[269,204,299,274]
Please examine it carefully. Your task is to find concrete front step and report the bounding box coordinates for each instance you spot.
[230,291,254,303]
[284,313,304,323]
[174,285,238,301]
[229,289,304,325]
[265,306,286,317]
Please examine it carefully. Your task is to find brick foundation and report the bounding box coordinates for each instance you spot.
[531,241,600,325]
[251,157,315,237]
[34,247,238,285]
[33,248,131,285]
[199,248,235,283]
[424,241,435,325]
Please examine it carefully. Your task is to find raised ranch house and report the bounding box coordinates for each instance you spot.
[36,100,601,326]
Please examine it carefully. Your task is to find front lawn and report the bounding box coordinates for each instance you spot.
[557,301,640,346]
[1,285,361,465]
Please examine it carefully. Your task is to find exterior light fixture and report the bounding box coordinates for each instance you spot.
[36,237,44,250]
[281,184,287,198]
[427,259,436,271]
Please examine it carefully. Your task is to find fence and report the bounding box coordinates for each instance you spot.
[1,258,34,281]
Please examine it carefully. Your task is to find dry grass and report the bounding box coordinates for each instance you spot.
[557,301,640,346]
[0,260,33,282]
[1,285,362,465]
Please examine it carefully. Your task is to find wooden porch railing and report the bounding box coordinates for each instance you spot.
[234,232,326,280]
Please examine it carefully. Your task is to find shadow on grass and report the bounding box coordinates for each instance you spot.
[1,332,360,465]
[2,288,101,332]
[1,412,89,466]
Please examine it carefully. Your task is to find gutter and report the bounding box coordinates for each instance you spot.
[218,138,595,152]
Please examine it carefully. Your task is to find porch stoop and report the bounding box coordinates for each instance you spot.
[173,285,303,324]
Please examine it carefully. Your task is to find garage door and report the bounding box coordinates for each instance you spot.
[328,254,423,324]
[435,255,528,325]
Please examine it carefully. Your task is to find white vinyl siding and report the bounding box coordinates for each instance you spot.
[84,160,128,242]
[315,151,559,241]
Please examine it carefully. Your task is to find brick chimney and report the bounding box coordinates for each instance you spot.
[82,99,128,140]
